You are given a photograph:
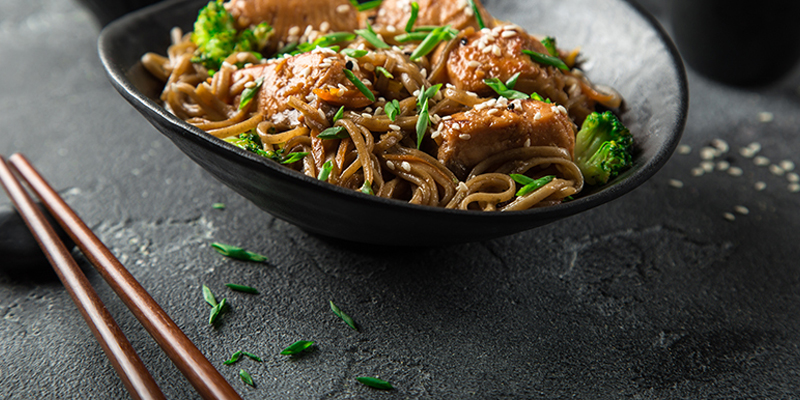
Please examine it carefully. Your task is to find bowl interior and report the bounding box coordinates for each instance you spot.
[98,0,687,245]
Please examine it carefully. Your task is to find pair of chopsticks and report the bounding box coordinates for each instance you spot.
[0,154,243,400]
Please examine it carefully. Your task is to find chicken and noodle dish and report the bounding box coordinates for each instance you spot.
[142,0,634,211]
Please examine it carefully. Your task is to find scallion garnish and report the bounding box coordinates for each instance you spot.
[522,49,569,71]
[541,36,558,57]
[505,72,521,90]
[529,92,552,103]
[223,351,242,365]
[333,106,345,123]
[330,301,358,330]
[238,76,263,110]
[356,377,393,390]
[467,0,485,29]
[483,77,529,100]
[360,180,374,195]
[293,32,356,54]
[318,160,333,181]
[342,68,376,102]
[318,126,349,140]
[212,202,226,210]
[341,48,369,58]
[375,66,394,79]
[202,284,217,307]
[242,352,262,362]
[384,99,400,121]
[510,174,555,196]
[225,283,259,294]
[394,31,429,43]
[351,0,383,11]
[239,369,255,387]
[405,2,419,32]
[280,151,308,164]
[355,23,390,49]
[211,242,268,262]
[416,98,429,149]
[410,25,454,61]
[208,298,227,324]
[280,340,314,355]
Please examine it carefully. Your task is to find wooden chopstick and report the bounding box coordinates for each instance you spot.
[0,155,167,400]
[4,153,243,400]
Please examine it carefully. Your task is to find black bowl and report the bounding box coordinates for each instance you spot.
[98,0,688,246]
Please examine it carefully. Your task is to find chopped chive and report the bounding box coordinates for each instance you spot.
[384,99,400,121]
[375,66,394,79]
[238,76,264,110]
[355,0,382,11]
[394,31,429,43]
[355,23,390,49]
[541,36,558,57]
[341,48,369,58]
[343,68,376,102]
[522,49,569,71]
[530,92,544,102]
[410,25,454,61]
[242,351,262,362]
[483,77,529,100]
[208,298,227,325]
[239,369,254,387]
[318,160,333,181]
[315,32,356,46]
[422,84,442,103]
[276,42,298,55]
[356,377,393,390]
[333,106,345,123]
[416,98,429,149]
[225,283,259,294]
[223,351,242,365]
[405,2,419,32]
[202,285,217,307]
[511,174,556,196]
[280,340,314,355]
[318,126,349,140]
[211,242,268,262]
[360,180,374,195]
[505,72,521,90]
[467,0,485,29]
[330,301,358,330]
[212,202,226,209]
[280,151,308,164]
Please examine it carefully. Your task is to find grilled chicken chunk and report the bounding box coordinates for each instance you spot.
[225,0,359,53]
[374,0,493,32]
[234,50,373,125]
[436,98,576,178]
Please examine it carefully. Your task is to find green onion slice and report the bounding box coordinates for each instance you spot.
[394,31,429,43]
[211,242,268,262]
[225,283,259,294]
[483,77,529,100]
[384,99,400,121]
[223,351,242,365]
[343,68,376,102]
[354,0,382,11]
[280,151,308,164]
[375,66,394,79]
[333,106,345,123]
[318,160,333,181]
[510,174,556,196]
[410,25,454,61]
[360,180,374,195]
[355,23,390,49]
[280,340,314,355]
[202,284,217,307]
[416,98,429,149]
[242,351,262,362]
[522,49,569,71]
[341,48,368,58]
[239,369,254,387]
[238,76,264,110]
[356,377,393,390]
[467,0,485,29]
[318,126,349,140]
[405,2,419,32]
[208,298,227,324]
[505,72,521,90]
[212,203,225,209]
[330,300,358,330]
[541,36,558,57]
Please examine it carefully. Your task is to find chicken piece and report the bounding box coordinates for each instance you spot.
[436,98,576,178]
[373,0,493,32]
[432,25,595,121]
[234,50,374,125]
[225,0,359,53]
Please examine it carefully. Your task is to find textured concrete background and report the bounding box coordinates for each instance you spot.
[1,0,800,398]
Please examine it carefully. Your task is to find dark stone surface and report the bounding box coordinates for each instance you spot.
[1,0,799,399]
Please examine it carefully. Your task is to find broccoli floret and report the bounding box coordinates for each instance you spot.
[574,111,633,185]
[191,0,272,72]
[224,132,308,164]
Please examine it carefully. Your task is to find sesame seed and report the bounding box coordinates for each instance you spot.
[534,111,543,121]
[728,166,743,176]
[468,60,481,68]
[710,138,729,153]
[288,26,301,36]
[464,5,474,16]
[787,172,800,183]
[716,160,730,171]
[299,66,311,77]
[389,124,401,131]
[501,30,517,38]
[466,91,478,97]
[758,111,774,123]
[459,134,472,140]
[700,147,717,160]
[361,113,372,118]
[557,105,568,115]
[754,156,770,166]
[481,28,491,34]
[337,4,350,13]
[668,179,684,188]
[458,181,469,191]
[677,144,691,155]
[492,45,502,57]
[401,161,412,172]
[723,212,736,221]
[754,181,767,191]
[386,160,395,170]
[387,25,396,33]
[734,205,750,215]
[320,21,330,32]
[780,160,795,171]
[451,122,461,130]
[442,115,452,121]
[244,81,256,89]
[487,108,499,115]
[374,106,383,116]
[739,147,756,158]
[789,183,800,193]
[318,109,326,120]
[769,164,785,176]
[748,142,762,153]
[700,161,715,172]
[481,45,492,53]
[691,167,704,177]
[431,130,441,139]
